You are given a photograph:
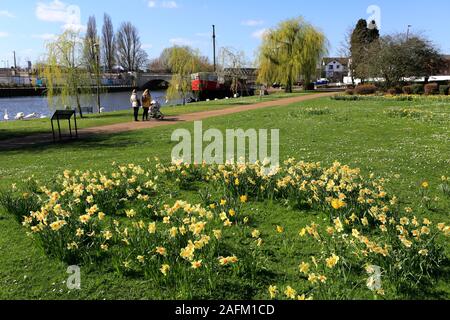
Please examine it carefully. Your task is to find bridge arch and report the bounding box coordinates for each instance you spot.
[141,79,170,91]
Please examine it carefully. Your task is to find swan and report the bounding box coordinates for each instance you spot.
[24,113,39,120]
[99,107,106,113]
[3,110,9,121]
[40,115,48,119]
[15,112,25,120]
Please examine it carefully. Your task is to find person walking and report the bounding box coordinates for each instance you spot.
[130,89,140,122]
[141,89,152,121]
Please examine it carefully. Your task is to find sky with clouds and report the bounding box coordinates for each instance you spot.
[0,0,449,68]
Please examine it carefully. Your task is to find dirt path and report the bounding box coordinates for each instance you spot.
[0,92,334,149]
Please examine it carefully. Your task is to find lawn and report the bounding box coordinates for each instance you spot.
[0,95,448,300]
[0,91,311,142]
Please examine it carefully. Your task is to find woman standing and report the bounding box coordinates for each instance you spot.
[141,89,152,121]
[130,89,140,122]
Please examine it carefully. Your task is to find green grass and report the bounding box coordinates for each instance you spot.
[0,95,448,299]
[0,91,311,141]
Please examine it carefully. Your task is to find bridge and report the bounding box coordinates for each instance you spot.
[136,73,172,90]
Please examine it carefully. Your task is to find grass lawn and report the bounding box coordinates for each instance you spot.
[0,91,312,142]
[0,95,448,300]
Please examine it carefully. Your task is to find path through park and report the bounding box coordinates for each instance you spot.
[0,92,335,149]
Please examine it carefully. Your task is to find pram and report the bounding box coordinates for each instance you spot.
[150,99,165,120]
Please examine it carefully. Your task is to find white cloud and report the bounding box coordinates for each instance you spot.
[148,1,179,9]
[169,38,193,46]
[242,19,264,27]
[36,0,85,32]
[36,0,67,22]
[0,32,9,38]
[32,33,57,40]
[0,10,15,18]
[252,28,269,39]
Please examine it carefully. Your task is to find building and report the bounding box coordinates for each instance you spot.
[322,57,350,82]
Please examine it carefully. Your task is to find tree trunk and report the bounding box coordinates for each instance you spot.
[76,94,83,118]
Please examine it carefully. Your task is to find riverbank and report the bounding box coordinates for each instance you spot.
[0,91,313,144]
[0,85,136,98]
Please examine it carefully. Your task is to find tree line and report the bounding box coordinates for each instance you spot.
[347,19,447,88]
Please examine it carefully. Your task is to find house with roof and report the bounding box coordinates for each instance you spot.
[322,57,350,82]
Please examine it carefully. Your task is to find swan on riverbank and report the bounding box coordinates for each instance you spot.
[15,112,25,120]
[24,113,39,120]
[3,110,9,121]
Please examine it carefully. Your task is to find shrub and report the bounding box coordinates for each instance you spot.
[412,84,424,95]
[424,83,439,95]
[402,86,413,95]
[439,85,450,95]
[345,89,354,95]
[387,88,398,95]
[354,84,377,95]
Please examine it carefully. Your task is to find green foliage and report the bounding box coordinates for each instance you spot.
[166,46,208,104]
[257,17,327,93]
[350,19,380,81]
[439,85,450,95]
[412,84,425,94]
[40,31,92,116]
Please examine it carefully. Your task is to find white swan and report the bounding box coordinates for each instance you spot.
[99,107,106,113]
[24,113,39,120]
[3,110,9,121]
[15,112,25,120]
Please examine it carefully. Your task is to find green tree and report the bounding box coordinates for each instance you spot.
[40,31,92,117]
[166,46,212,104]
[257,17,327,93]
[350,19,380,82]
[370,33,446,87]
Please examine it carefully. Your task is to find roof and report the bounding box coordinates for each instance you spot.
[323,57,350,66]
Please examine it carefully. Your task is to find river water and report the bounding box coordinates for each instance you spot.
[0,90,168,121]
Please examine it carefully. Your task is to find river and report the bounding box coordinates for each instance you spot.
[0,90,168,121]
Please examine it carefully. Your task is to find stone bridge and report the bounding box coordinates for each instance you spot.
[136,73,172,90]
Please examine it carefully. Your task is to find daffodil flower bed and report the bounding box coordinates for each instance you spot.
[1,160,448,299]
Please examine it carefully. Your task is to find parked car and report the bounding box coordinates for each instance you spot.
[314,79,329,86]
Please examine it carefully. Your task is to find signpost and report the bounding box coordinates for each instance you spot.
[51,110,78,142]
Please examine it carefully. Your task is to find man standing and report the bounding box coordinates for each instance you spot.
[130,89,140,122]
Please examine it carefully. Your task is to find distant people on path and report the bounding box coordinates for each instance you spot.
[130,89,140,122]
[141,89,152,121]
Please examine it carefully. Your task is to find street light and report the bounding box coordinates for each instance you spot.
[93,40,101,113]
[406,25,412,41]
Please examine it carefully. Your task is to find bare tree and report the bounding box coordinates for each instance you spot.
[218,47,249,96]
[115,22,148,71]
[102,13,115,72]
[83,16,98,73]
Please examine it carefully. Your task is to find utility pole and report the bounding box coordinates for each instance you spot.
[212,25,216,72]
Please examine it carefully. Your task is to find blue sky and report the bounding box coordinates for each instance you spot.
[0,0,449,68]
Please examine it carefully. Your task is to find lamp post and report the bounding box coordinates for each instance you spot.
[94,41,101,113]
[406,25,412,41]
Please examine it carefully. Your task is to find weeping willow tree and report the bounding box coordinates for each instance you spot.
[257,17,328,93]
[41,31,92,117]
[166,46,209,105]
